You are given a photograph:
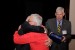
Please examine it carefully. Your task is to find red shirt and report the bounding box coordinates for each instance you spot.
[13,31,49,50]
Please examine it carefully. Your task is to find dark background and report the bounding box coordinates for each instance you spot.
[1,0,71,50]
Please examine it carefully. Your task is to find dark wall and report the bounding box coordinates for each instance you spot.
[17,0,70,25]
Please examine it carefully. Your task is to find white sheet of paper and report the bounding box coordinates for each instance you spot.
[62,30,67,35]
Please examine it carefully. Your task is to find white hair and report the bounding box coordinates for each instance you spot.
[56,7,65,13]
[30,14,43,26]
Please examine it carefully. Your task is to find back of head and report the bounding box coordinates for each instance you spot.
[29,14,43,26]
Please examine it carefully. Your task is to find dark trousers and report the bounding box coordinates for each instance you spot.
[15,44,30,50]
[50,42,69,50]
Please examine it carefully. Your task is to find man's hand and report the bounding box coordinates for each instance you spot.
[45,37,53,47]
[61,36,66,42]
[41,25,47,33]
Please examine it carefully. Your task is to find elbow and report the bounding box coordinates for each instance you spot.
[13,37,19,44]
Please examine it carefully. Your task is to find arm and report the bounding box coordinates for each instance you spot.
[62,21,71,43]
[45,20,51,35]
[45,20,53,46]
[65,21,71,43]
[13,31,31,44]
[18,21,44,35]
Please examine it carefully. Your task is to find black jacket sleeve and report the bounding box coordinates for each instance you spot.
[18,21,44,35]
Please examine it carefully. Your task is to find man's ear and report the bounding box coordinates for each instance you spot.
[55,13,56,16]
[63,13,65,16]
[26,16,31,22]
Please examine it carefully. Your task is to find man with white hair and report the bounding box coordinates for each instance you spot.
[13,14,52,50]
[46,7,71,50]
[14,14,45,50]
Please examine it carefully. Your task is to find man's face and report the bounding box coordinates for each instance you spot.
[55,11,65,21]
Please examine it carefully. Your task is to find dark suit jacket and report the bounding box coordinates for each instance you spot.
[46,18,71,50]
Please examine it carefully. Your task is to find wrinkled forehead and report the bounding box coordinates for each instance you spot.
[56,10,64,14]
[56,9,64,13]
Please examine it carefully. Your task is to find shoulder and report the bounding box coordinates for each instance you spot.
[63,19,71,24]
[63,19,71,25]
